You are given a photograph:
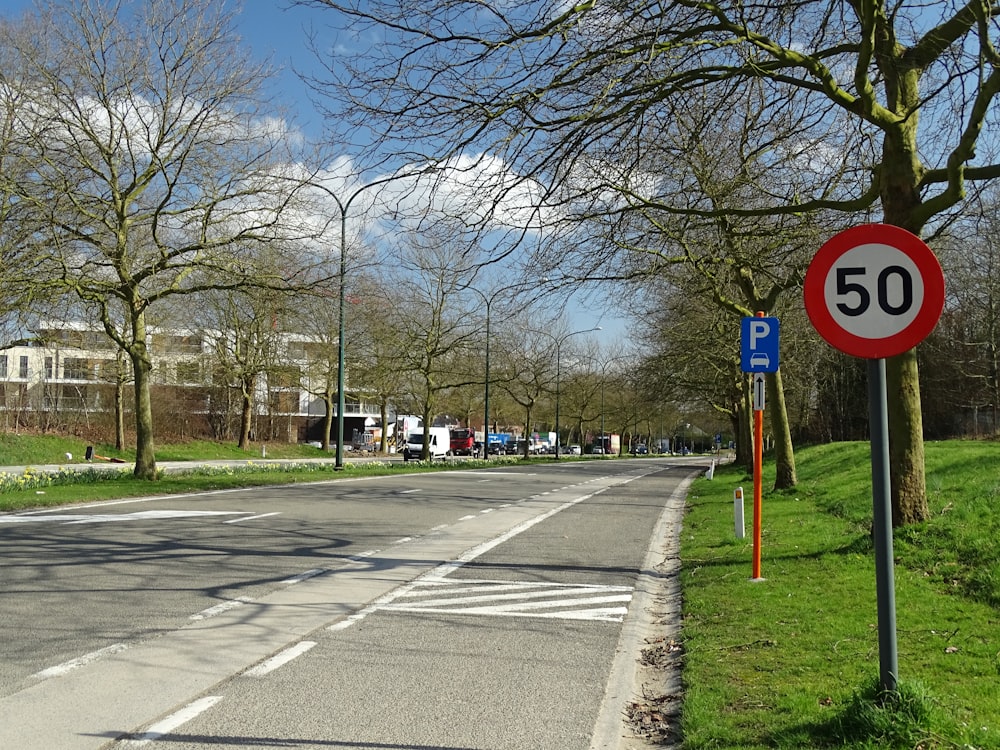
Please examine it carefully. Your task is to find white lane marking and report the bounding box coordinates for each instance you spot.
[0,510,243,525]
[328,488,603,632]
[346,550,379,563]
[393,537,413,544]
[384,579,633,622]
[224,512,280,524]
[190,596,254,621]
[459,515,477,521]
[479,508,494,514]
[243,641,317,677]
[399,489,421,494]
[461,471,537,476]
[123,696,223,746]
[282,568,326,584]
[32,643,129,680]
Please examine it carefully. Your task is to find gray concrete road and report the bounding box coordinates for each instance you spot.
[0,458,705,749]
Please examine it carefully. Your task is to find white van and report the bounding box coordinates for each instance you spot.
[402,427,451,461]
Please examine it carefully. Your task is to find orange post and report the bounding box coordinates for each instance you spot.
[752,406,763,579]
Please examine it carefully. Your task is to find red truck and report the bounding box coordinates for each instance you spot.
[450,427,476,456]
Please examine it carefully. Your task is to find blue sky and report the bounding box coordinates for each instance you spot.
[1,1,330,135]
[1,0,627,345]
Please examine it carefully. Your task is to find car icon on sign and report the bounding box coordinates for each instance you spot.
[749,352,770,369]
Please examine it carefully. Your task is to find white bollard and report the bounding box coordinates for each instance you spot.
[734,486,746,539]
[706,459,716,480]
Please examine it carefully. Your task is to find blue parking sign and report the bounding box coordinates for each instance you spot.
[741,316,780,373]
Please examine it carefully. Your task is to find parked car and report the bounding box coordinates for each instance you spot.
[505,440,525,455]
[567,444,582,455]
[632,444,648,455]
[591,445,604,454]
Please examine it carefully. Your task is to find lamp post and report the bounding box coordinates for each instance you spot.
[307,176,391,470]
[535,326,601,459]
[598,354,632,456]
[464,286,497,460]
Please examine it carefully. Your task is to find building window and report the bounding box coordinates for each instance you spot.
[64,358,92,380]
[176,360,201,383]
[45,357,53,379]
[19,356,28,379]
[0,355,6,378]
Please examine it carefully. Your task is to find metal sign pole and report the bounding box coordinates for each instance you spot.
[752,404,764,580]
[867,357,899,692]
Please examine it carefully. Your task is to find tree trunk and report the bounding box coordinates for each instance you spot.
[379,401,390,453]
[238,374,255,449]
[879,80,931,525]
[130,348,157,480]
[739,378,753,474]
[115,377,125,451]
[885,349,929,525]
[768,368,797,489]
[322,388,334,452]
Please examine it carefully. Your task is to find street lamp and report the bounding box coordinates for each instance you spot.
[307,175,395,470]
[597,354,632,456]
[534,326,601,459]
[464,286,497,460]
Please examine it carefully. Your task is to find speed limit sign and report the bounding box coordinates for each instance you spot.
[804,224,945,358]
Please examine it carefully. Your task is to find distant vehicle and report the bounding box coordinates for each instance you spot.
[591,445,604,454]
[567,444,582,455]
[488,441,504,455]
[402,427,451,461]
[632,444,648,455]
[450,427,476,456]
[351,429,376,454]
[504,440,523,455]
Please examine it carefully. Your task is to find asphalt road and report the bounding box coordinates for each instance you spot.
[0,457,705,749]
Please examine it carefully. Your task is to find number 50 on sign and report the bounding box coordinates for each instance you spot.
[804,224,944,359]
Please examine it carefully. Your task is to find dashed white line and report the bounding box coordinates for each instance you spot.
[33,643,129,680]
[393,537,413,544]
[224,512,280,524]
[282,568,326,584]
[122,696,223,746]
[190,596,254,621]
[243,641,316,677]
[346,550,378,563]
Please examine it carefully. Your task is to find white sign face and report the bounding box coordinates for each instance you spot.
[823,243,923,340]
[752,372,766,412]
[804,224,945,359]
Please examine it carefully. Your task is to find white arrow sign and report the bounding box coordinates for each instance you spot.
[753,372,766,411]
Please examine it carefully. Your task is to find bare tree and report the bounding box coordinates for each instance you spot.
[2,0,321,478]
[388,223,481,459]
[297,0,1000,524]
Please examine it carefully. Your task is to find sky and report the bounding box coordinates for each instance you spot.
[1,0,628,346]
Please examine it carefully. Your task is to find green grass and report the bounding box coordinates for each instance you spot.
[3,435,997,747]
[0,435,540,512]
[680,441,1000,749]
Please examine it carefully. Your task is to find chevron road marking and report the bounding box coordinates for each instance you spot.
[378,577,633,623]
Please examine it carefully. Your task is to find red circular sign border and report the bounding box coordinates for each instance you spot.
[804,224,945,359]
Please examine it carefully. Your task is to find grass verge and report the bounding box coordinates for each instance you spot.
[679,441,999,749]
[0,435,547,513]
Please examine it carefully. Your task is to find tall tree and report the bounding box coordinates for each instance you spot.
[300,0,1000,524]
[388,223,480,460]
[3,0,319,478]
